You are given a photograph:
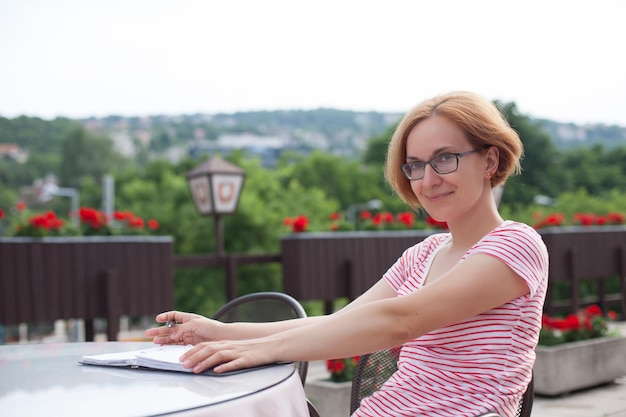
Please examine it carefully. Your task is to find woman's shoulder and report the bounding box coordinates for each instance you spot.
[404,232,450,255]
[498,219,534,231]
[482,220,548,257]
[492,220,542,239]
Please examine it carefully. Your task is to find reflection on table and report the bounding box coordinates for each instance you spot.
[0,342,309,417]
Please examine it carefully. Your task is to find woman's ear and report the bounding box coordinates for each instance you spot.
[485,146,499,176]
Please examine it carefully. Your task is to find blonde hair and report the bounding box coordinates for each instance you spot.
[385,91,523,210]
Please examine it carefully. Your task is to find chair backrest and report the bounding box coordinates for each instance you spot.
[517,373,534,417]
[350,348,533,417]
[211,292,309,384]
[307,399,321,417]
[350,348,400,415]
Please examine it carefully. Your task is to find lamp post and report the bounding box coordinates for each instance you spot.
[185,156,246,256]
[40,182,80,228]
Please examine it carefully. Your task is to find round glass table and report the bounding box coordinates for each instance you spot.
[0,341,309,417]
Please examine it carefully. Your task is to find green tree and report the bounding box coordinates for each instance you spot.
[559,144,626,195]
[277,150,388,212]
[58,126,127,188]
[363,125,394,167]
[497,101,564,207]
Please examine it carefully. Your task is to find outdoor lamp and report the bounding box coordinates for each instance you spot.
[185,156,246,255]
[39,179,80,228]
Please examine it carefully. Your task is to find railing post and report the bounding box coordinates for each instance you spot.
[225,255,237,301]
[105,268,121,341]
[567,248,580,314]
[618,243,626,318]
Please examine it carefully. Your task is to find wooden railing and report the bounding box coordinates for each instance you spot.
[539,226,626,315]
[281,227,626,315]
[0,236,173,341]
[172,252,282,301]
[1,227,624,341]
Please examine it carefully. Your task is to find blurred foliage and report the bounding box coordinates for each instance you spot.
[1,103,626,316]
[497,101,565,208]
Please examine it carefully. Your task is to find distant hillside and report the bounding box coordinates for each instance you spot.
[80,109,403,163]
[2,110,625,162]
[535,118,626,149]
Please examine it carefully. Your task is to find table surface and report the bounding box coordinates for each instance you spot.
[0,341,302,417]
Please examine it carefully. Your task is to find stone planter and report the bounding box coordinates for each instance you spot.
[305,379,352,417]
[534,335,626,396]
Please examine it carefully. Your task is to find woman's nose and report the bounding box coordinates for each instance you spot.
[421,163,441,185]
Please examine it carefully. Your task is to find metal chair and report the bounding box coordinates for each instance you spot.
[350,348,400,415]
[211,291,309,384]
[350,348,533,417]
[307,399,321,417]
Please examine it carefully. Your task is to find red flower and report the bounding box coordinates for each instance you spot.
[114,210,134,221]
[26,211,65,232]
[326,359,345,373]
[80,207,108,229]
[397,212,415,228]
[128,217,145,229]
[564,314,581,330]
[147,219,159,230]
[16,202,26,211]
[603,212,624,225]
[0,209,4,220]
[573,213,596,226]
[585,304,602,317]
[326,356,360,382]
[540,305,618,346]
[426,215,448,229]
[360,210,372,220]
[533,213,565,229]
[329,212,341,221]
[292,215,308,233]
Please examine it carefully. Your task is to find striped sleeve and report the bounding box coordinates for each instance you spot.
[384,233,449,291]
[467,222,549,300]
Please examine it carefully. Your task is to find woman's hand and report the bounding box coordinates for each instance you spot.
[144,311,224,346]
[180,338,277,374]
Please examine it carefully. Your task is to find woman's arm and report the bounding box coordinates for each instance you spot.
[180,253,529,373]
[145,277,397,345]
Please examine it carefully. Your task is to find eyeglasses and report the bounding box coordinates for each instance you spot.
[401,148,483,181]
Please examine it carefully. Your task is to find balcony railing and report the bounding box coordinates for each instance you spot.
[1,227,624,341]
[281,226,626,315]
[0,236,173,341]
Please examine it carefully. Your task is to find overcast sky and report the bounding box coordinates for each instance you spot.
[1,0,625,125]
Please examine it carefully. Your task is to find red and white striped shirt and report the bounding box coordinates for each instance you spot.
[353,221,549,417]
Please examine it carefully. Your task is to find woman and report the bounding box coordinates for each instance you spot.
[145,91,548,417]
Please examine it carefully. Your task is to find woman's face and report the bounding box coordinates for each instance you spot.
[405,115,489,223]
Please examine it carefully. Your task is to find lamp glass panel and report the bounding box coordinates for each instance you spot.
[210,174,243,213]
[188,176,213,215]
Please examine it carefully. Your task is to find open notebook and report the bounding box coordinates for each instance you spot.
[80,345,285,376]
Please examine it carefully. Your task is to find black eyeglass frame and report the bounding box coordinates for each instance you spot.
[400,148,483,181]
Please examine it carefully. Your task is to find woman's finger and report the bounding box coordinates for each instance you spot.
[155,311,183,324]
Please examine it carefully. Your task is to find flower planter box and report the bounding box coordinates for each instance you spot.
[534,335,626,396]
[305,379,352,417]
[281,227,626,316]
